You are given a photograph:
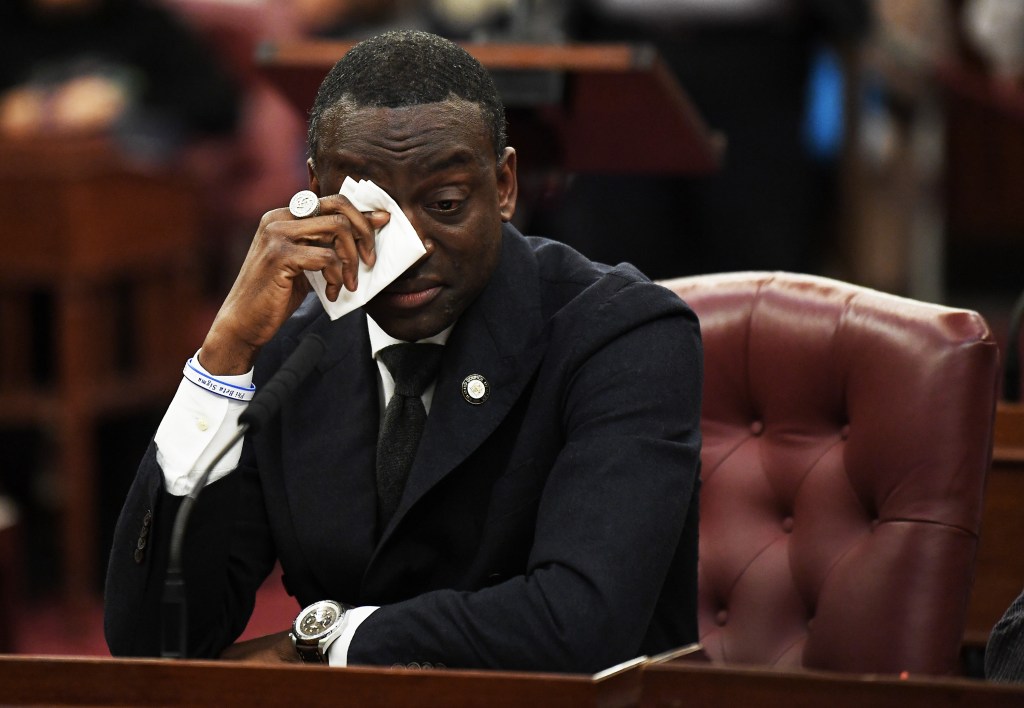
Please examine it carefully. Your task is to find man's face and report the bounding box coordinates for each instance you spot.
[309,99,517,342]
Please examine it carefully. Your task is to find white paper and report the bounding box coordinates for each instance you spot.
[304,177,426,320]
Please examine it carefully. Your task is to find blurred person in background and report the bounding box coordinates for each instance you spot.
[289,0,400,38]
[963,0,1024,89]
[289,0,564,41]
[0,0,241,160]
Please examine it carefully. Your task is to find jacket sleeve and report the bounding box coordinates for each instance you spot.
[104,440,276,658]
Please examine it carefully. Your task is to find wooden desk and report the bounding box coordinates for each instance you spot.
[0,655,643,708]
[0,137,202,617]
[966,401,1024,647]
[641,659,1024,708]
[1,654,1022,708]
[256,40,720,175]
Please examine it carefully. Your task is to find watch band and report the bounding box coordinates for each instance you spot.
[294,635,340,664]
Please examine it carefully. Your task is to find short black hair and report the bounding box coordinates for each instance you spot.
[307,30,507,163]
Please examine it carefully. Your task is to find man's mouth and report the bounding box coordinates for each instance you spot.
[379,278,442,309]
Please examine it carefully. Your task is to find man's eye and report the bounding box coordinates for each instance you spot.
[431,200,458,211]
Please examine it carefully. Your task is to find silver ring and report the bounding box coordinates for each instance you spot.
[289,190,321,219]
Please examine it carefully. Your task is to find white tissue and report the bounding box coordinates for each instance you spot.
[304,177,426,320]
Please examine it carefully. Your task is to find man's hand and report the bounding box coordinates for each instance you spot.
[200,195,390,374]
[219,630,301,664]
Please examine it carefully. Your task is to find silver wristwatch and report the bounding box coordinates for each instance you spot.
[290,599,351,663]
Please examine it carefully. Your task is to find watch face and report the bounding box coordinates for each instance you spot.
[296,601,341,640]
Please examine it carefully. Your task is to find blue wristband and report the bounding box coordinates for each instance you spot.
[182,358,256,401]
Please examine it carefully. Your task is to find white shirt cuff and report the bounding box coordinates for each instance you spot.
[327,606,379,667]
[155,351,253,496]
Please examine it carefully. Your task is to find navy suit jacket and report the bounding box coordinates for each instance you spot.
[105,225,703,673]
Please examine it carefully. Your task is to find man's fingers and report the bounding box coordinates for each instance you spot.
[321,251,357,300]
[357,210,389,267]
[274,195,395,293]
[318,195,391,270]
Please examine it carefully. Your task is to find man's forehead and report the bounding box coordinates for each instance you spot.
[317,99,491,161]
[328,145,482,184]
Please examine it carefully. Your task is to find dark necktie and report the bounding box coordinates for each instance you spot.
[376,342,445,526]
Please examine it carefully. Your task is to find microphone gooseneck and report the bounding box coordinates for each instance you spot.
[161,333,328,658]
[239,333,329,433]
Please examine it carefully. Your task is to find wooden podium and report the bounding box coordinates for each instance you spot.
[2,653,1024,707]
[256,40,720,175]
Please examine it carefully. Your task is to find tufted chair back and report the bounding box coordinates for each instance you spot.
[659,272,1000,675]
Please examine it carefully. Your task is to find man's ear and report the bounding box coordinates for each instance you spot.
[497,147,518,223]
[307,157,320,193]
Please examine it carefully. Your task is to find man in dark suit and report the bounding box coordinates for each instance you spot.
[104,30,703,673]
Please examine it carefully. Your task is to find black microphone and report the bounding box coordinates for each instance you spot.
[239,333,329,433]
[161,332,328,658]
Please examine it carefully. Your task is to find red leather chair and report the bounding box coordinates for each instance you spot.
[660,272,1000,675]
